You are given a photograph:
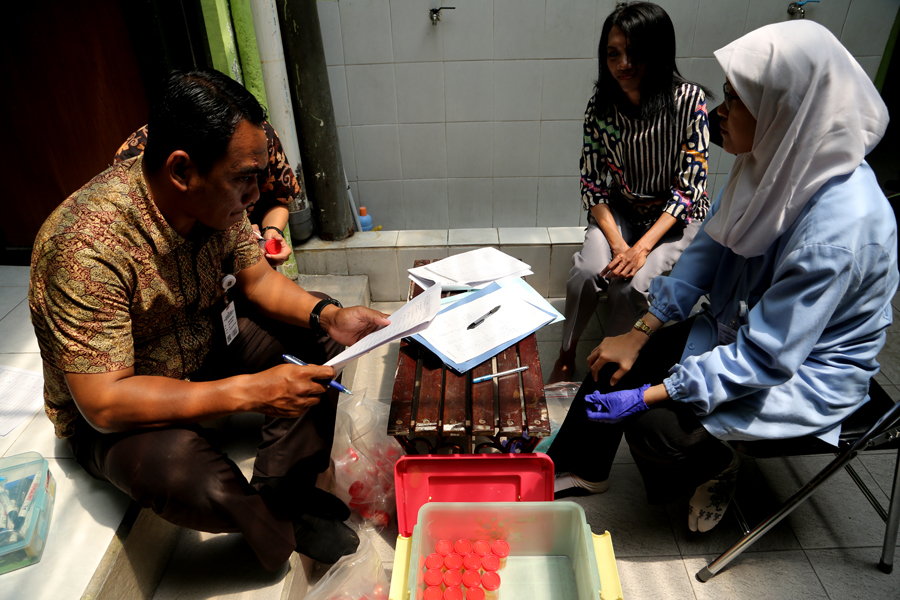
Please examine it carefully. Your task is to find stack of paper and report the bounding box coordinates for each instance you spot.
[408,247,532,291]
[413,279,563,374]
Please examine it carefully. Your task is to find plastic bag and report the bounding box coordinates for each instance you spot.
[304,526,390,600]
[535,381,581,453]
[330,390,404,531]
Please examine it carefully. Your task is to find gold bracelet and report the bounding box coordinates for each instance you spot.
[633,318,654,337]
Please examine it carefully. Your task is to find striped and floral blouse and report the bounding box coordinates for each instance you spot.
[580,83,710,229]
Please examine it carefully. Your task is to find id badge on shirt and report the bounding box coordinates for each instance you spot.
[222,301,239,345]
[717,321,738,346]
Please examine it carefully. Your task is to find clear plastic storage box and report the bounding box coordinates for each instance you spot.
[0,452,56,576]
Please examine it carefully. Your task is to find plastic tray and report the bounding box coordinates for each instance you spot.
[0,452,56,576]
[390,502,623,600]
[393,454,554,537]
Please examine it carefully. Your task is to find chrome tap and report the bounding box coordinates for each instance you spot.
[429,6,455,26]
[788,0,819,19]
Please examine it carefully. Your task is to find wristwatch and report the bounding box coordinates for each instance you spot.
[309,298,342,336]
[633,318,654,337]
[260,225,284,238]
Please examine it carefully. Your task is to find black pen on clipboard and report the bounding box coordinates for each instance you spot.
[467,305,501,330]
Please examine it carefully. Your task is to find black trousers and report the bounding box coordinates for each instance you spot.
[547,318,734,505]
[67,293,342,571]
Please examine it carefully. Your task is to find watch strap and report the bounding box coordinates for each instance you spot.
[633,318,654,337]
[310,298,342,336]
[261,225,284,238]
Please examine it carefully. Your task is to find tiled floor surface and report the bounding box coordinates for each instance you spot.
[2,265,900,599]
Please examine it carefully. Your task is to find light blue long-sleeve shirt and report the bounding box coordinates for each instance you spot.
[648,163,898,445]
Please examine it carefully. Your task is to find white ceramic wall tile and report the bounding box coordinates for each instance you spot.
[549,244,580,297]
[448,228,499,246]
[2,457,131,600]
[347,247,401,302]
[390,0,444,63]
[344,230,399,249]
[399,124,448,180]
[707,142,722,174]
[500,244,550,297]
[494,0,545,60]
[743,0,792,34]
[579,208,589,227]
[402,179,449,229]
[345,64,398,125]
[0,266,30,286]
[547,226,586,245]
[541,59,596,120]
[544,0,598,59]
[692,0,750,58]
[0,302,38,354]
[493,177,538,227]
[652,0,701,57]
[318,0,345,66]
[352,125,402,181]
[448,178,493,229]
[856,56,883,81]
[441,0,494,61]
[447,122,492,178]
[537,176,583,226]
[357,180,405,230]
[327,66,351,127]
[717,150,737,175]
[498,227,550,245]
[594,0,618,39]
[349,180,359,203]
[395,62,445,123]
[339,0,394,65]
[396,247,449,298]
[707,173,719,203]
[337,126,357,181]
[493,121,541,177]
[493,60,543,121]
[842,0,897,56]
[445,61,494,122]
[397,230,448,246]
[304,249,349,275]
[539,121,583,177]
[689,58,726,99]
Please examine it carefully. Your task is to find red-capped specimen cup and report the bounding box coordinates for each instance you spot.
[482,571,501,592]
[462,570,481,588]
[443,569,463,588]
[444,553,464,571]
[462,553,482,572]
[424,568,445,587]
[435,539,454,556]
[481,554,500,573]
[491,540,509,559]
[264,238,281,255]
[454,539,472,556]
[425,553,445,570]
[465,588,485,600]
[443,587,463,600]
[424,586,444,600]
[472,540,491,557]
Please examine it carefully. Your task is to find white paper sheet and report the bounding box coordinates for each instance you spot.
[418,285,554,366]
[408,247,532,289]
[0,365,44,437]
[325,283,443,370]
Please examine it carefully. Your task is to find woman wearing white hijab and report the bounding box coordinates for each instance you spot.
[549,20,897,532]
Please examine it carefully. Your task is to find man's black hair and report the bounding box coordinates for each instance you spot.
[592,2,712,122]
[143,69,267,173]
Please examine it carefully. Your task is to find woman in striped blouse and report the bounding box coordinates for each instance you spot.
[549,2,711,384]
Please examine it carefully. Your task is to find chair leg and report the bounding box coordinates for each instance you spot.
[879,448,900,574]
[697,449,861,582]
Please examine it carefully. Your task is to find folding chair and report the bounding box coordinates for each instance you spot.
[696,380,900,582]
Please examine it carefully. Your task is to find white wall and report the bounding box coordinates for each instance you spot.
[317,0,898,231]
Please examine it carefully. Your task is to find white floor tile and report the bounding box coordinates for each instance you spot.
[0,266,30,286]
[684,551,829,600]
[1,457,130,600]
[616,556,696,600]
[0,286,27,320]
[805,547,900,599]
[0,301,39,353]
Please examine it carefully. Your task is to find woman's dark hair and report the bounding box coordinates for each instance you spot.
[593,2,711,121]
[143,69,267,173]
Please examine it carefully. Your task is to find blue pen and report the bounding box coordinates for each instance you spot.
[282,354,353,395]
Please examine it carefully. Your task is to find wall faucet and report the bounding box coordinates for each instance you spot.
[788,0,819,19]
[429,6,455,26]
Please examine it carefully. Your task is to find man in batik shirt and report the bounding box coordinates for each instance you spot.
[29,69,389,570]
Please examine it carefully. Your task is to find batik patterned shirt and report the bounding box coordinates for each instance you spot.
[581,83,710,228]
[29,155,262,438]
[114,121,301,224]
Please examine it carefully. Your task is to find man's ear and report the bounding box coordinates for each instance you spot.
[165,151,195,192]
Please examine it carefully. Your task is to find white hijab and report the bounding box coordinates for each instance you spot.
[706,20,889,257]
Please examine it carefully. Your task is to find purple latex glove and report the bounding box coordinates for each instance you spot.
[584,384,651,423]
